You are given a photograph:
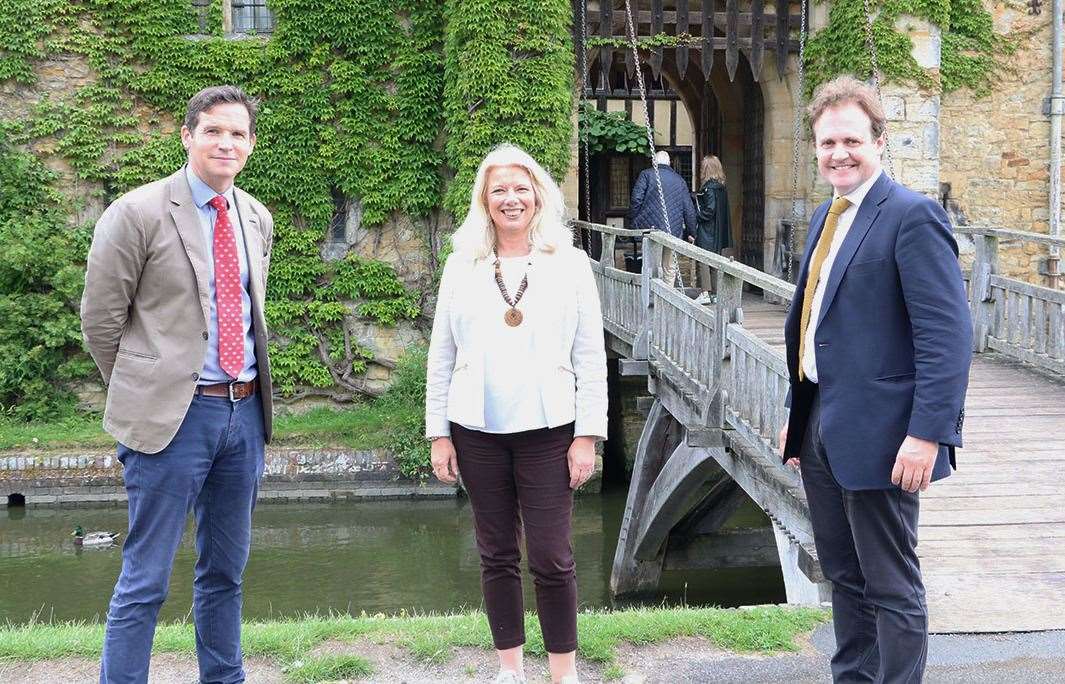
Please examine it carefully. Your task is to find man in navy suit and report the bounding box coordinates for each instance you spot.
[778,76,972,683]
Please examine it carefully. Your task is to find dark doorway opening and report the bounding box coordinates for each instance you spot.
[7,493,26,508]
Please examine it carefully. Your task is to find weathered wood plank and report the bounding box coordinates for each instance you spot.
[599,0,612,90]
[919,523,1065,541]
[611,400,676,597]
[588,9,803,33]
[633,443,722,560]
[651,0,664,79]
[676,0,690,79]
[775,0,788,77]
[958,225,1065,249]
[920,509,1065,526]
[725,0,739,81]
[926,572,1065,632]
[665,527,779,570]
[983,337,1065,375]
[750,0,764,80]
[702,0,715,76]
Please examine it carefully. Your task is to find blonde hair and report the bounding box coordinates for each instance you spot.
[700,155,726,185]
[451,144,572,260]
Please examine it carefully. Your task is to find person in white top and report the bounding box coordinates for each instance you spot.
[424,144,608,684]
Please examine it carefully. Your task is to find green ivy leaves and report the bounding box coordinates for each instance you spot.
[579,103,650,155]
[804,0,1009,98]
[0,0,445,415]
[443,0,574,219]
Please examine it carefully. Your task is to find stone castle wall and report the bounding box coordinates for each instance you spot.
[940,4,1061,284]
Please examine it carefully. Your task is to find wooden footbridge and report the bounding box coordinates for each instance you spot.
[575,221,1065,633]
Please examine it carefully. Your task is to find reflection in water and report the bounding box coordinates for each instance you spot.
[0,488,784,625]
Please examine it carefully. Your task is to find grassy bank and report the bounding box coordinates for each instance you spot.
[0,606,828,681]
[0,404,412,453]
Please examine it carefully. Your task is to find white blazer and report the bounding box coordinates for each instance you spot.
[425,244,608,440]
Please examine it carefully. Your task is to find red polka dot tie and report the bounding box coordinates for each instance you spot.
[209,195,244,379]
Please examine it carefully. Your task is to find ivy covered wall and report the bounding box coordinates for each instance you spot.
[802,0,1010,96]
[0,0,576,422]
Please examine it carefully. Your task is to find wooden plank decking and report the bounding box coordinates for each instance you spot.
[740,292,1065,633]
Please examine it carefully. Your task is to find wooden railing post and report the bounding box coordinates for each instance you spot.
[600,233,617,268]
[971,232,999,352]
[714,270,744,362]
[633,233,657,359]
[703,270,742,429]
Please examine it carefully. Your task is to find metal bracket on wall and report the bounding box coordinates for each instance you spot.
[1043,95,1065,116]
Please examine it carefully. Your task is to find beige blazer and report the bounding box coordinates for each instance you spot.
[424,244,608,440]
[81,168,274,454]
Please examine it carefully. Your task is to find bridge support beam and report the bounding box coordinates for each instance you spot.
[610,399,680,598]
[771,521,831,605]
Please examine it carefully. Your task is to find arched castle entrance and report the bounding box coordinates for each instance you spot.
[573,1,805,274]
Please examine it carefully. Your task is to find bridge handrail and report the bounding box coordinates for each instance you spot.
[646,231,797,302]
[967,229,1065,374]
[957,225,1065,249]
[573,219,797,301]
[571,219,646,238]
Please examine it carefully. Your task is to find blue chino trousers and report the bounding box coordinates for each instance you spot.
[100,393,265,684]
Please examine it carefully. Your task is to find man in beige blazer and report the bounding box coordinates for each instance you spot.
[81,85,273,684]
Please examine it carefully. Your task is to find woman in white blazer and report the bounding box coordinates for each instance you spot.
[425,144,607,684]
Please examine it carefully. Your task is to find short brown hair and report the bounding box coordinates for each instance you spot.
[807,75,886,141]
[183,85,259,136]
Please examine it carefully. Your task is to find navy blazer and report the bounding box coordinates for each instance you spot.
[782,173,973,490]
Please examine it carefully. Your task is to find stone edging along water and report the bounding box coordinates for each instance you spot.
[0,448,460,507]
[0,447,603,507]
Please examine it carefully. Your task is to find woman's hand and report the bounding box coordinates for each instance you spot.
[430,438,459,484]
[568,436,597,489]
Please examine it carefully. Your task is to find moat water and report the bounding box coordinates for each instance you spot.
[0,488,784,624]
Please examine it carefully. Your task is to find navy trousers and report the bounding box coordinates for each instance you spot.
[100,393,265,684]
[799,390,928,684]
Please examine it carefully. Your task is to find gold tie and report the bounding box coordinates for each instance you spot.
[797,196,852,381]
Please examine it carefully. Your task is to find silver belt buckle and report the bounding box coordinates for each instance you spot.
[228,381,240,402]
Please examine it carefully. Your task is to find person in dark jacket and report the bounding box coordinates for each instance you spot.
[629,150,696,286]
[687,154,732,291]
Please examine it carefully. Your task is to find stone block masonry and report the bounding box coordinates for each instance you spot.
[940,4,1061,286]
[0,448,458,506]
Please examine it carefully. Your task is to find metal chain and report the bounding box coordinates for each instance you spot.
[862,0,894,176]
[622,0,680,284]
[786,0,810,285]
[579,0,591,226]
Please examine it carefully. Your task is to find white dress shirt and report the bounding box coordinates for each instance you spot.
[801,170,883,382]
[475,255,550,433]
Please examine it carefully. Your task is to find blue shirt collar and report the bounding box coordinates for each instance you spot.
[185,165,236,211]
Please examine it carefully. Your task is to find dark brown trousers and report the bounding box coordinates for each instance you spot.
[451,422,578,653]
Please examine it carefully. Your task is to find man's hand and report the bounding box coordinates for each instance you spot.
[686,235,696,243]
[568,436,597,489]
[779,420,799,470]
[891,435,938,492]
[430,438,459,484]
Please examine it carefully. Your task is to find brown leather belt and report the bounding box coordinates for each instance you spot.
[196,379,258,401]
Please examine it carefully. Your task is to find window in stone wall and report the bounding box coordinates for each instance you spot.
[192,1,275,36]
[231,0,275,34]
[330,187,348,242]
